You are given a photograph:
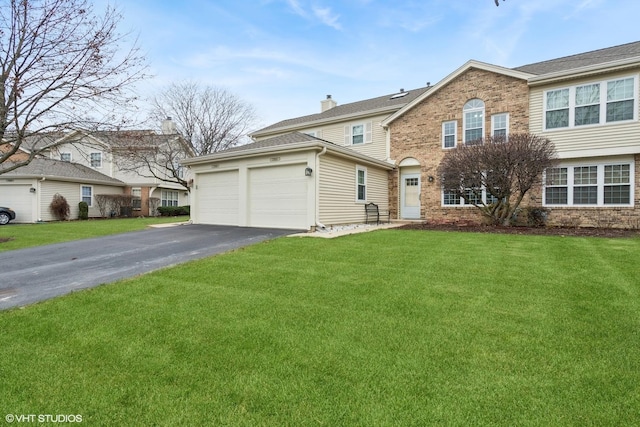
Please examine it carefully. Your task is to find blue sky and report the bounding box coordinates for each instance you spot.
[109,0,640,131]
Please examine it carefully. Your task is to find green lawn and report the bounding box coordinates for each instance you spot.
[0,217,186,251]
[1,230,639,426]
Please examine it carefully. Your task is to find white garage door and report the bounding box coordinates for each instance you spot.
[0,184,33,223]
[249,164,308,229]
[196,170,239,225]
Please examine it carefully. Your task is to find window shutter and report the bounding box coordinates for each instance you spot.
[344,125,351,145]
[365,122,373,143]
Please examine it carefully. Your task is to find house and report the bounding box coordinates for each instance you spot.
[385,41,640,228]
[0,158,125,222]
[185,41,640,230]
[182,87,431,230]
[182,132,393,230]
[0,122,190,222]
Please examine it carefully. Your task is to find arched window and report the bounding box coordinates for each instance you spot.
[463,99,485,143]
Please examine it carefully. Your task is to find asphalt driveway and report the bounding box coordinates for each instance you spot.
[0,224,297,310]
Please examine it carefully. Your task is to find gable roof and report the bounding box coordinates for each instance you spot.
[384,41,640,126]
[0,158,125,186]
[382,61,533,127]
[182,131,394,170]
[251,86,432,137]
[513,41,640,75]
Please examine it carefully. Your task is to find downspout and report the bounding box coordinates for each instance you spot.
[37,177,46,222]
[315,146,327,230]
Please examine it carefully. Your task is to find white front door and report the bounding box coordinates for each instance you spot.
[401,174,420,219]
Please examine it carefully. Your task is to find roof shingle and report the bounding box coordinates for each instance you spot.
[513,41,640,75]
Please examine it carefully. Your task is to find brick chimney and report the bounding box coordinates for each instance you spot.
[321,95,337,112]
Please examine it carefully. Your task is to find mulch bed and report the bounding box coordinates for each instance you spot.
[398,222,640,238]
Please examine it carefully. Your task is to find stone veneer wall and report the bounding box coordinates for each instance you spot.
[389,68,530,225]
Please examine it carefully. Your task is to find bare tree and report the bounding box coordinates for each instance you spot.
[494,0,506,5]
[0,0,147,174]
[438,133,557,225]
[149,81,258,157]
[112,130,190,190]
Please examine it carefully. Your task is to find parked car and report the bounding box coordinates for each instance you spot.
[0,207,16,225]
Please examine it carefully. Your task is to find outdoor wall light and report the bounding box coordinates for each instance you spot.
[428,176,435,183]
[29,187,36,193]
[305,167,313,176]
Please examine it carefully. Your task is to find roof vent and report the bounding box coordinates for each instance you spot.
[390,90,409,100]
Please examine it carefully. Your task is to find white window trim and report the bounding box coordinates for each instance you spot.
[60,152,72,162]
[542,159,635,207]
[81,185,93,207]
[463,99,485,144]
[356,165,367,203]
[441,188,495,207]
[442,120,457,149]
[90,152,102,168]
[543,75,638,131]
[491,113,509,139]
[344,122,373,146]
[161,189,179,207]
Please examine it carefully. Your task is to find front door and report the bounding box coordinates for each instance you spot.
[401,174,421,219]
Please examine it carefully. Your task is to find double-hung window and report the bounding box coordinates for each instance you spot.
[545,89,570,129]
[544,161,633,206]
[442,121,457,148]
[491,113,509,139]
[161,190,179,207]
[90,152,102,168]
[132,187,142,210]
[575,84,600,126]
[607,78,635,122]
[356,166,366,202]
[463,99,484,143]
[544,76,637,130]
[81,186,92,206]
[344,122,371,145]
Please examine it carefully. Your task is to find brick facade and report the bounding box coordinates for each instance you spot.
[389,67,530,224]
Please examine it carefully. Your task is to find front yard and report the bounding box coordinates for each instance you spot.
[1,229,638,426]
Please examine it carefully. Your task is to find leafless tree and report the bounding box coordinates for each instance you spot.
[438,133,557,225]
[494,0,506,5]
[0,0,147,174]
[112,130,191,190]
[148,81,258,157]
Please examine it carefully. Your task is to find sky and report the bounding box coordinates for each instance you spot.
[102,0,640,132]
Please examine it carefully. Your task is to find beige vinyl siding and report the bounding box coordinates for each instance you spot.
[318,154,389,225]
[39,181,123,221]
[255,113,391,161]
[530,70,640,157]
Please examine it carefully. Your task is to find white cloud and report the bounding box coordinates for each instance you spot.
[312,6,341,30]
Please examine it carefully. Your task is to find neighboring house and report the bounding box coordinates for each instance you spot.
[0,158,125,222]
[0,121,190,222]
[185,40,640,230]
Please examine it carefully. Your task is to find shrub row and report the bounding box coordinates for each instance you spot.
[157,206,190,216]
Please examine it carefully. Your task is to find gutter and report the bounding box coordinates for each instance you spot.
[182,141,395,170]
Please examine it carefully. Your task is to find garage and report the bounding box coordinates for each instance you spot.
[248,164,308,229]
[196,170,239,226]
[183,132,394,231]
[1,184,34,223]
